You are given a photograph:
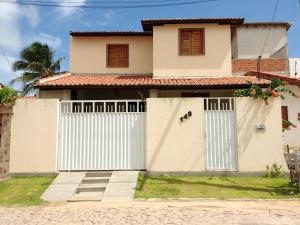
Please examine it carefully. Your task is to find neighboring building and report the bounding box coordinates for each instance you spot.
[0,83,4,89]
[231,22,290,75]
[6,18,292,175]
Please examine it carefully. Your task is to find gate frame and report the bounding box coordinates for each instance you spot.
[203,97,239,172]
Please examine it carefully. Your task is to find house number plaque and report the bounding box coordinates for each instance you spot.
[180,111,192,122]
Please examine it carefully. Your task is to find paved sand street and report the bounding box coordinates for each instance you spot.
[0,200,300,225]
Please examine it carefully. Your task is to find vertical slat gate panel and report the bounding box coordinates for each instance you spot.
[58,100,145,171]
[204,98,237,171]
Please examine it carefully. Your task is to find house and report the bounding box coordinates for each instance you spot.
[6,18,292,175]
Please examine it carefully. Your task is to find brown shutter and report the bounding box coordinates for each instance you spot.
[117,46,128,67]
[179,29,204,55]
[191,30,204,54]
[180,30,192,55]
[107,44,129,67]
[281,106,288,128]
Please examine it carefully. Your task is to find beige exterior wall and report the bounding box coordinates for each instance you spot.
[153,24,232,77]
[38,89,71,100]
[281,85,300,148]
[70,36,153,74]
[146,98,205,171]
[236,97,287,172]
[9,99,59,173]
[146,97,286,172]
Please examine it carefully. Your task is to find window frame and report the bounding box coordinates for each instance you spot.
[106,44,129,68]
[178,28,205,56]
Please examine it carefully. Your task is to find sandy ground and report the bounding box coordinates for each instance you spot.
[0,200,299,225]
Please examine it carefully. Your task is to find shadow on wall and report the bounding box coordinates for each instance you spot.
[147,99,183,169]
[147,99,203,171]
[236,98,273,157]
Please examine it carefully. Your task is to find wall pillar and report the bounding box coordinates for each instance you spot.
[0,106,13,178]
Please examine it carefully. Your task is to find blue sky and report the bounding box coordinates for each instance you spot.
[0,0,300,85]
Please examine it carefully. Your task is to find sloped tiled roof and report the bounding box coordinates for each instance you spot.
[242,22,291,30]
[36,73,270,89]
[245,71,300,86]
[70,31,153,36]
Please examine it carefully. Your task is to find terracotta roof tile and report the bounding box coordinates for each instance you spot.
[245,71,300,86]
[36,73,270,89]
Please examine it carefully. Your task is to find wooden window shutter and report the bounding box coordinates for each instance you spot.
[107,44,129,67]
[179,29,204,55]
[281,106,288,128]
[191,30,204,54]
[180,30,192,55]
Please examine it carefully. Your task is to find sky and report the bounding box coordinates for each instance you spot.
[0,0,300,85]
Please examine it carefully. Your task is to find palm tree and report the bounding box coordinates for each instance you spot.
[10,42,64,95]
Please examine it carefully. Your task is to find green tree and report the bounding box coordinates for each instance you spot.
[10,42,64,95]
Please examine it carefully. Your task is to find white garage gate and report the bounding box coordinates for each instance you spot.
[57,100,145,171]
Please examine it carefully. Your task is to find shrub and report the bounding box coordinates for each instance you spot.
[0,86,18,106]
[234,78,294,105]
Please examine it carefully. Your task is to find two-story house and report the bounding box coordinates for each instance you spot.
[36,18,290,101]
[14,18,288,174]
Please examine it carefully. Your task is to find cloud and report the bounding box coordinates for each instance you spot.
[0,1,40,84]
[0,2,22,53]
[0,54,18,85]
[98,10,115,26]
[104,10,114,20]
[55,0,87,19]
[23,5,40,27]
[36,33,62,49]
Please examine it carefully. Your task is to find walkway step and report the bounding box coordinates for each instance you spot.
[82,177,110,184]
[85,172,112,177]
[77,184,107,193]
[41,172,85,202]
[102,171,139,202]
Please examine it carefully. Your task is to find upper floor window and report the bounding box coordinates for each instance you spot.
[179,29,205,55]
[106,44,129,68]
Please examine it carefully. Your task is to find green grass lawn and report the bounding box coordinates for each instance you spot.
[135,175,300,199]
[0,176,55,206]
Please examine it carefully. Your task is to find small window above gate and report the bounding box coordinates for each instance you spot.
[60,100,146,114]
[204,98,235,111]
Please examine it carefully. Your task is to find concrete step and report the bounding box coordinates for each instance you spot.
[69,192,103,202]
[77,184,107,193]
[82,177,110,184]
[85,172,112,177]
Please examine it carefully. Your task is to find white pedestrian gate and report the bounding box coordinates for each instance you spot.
[58,100,145,171]
[204,98,238,171]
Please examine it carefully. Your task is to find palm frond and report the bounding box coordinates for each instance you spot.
[12,60,29,72]
[20,81,36,96]
[11,41,65,94]
[9,72,40,86]
[51,57,65,72]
